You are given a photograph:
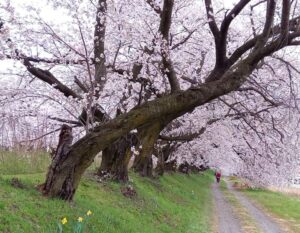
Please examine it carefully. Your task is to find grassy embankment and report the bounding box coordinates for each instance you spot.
[0,150,214,233]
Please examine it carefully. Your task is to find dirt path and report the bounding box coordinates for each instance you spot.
[212,183,243,233]
[212,179,285,233]
[226,180,284,233]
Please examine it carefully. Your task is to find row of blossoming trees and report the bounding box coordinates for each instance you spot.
[1,0,300,200]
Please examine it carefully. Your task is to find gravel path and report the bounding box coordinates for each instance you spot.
[226,180,285,233]
[212,179,286,233]
[212,183,243,233]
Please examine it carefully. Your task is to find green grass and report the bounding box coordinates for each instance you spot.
[0,150,214,233]
[244,188,300,232]
[0,150,50,175]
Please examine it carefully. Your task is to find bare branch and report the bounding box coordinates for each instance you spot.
[205,1,251,82]
[218,0,251,63]
[171,29,196,50]
[41,20,85,58]
[253,0,276,50]
[48,116,82,126]
[159,0,180,92]
[204,0,220,39]
[112,42,122,68]
[271,116,284,143]
[272,55,300,75]
[228,15,300,68]
[280,0,291,43]
[23,59,81,99]
[237,87,281,106]
[78,21,94,89]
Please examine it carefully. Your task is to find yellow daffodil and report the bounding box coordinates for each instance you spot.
[78,217,83,222]
[86,210,92,216]
[61,217,68,225]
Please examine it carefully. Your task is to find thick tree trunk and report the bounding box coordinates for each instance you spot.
[42,146,96,200]
[42,125,75,200]
[133,122,163,177]
[110,147,132,182]
[97,147,116,177]
[97,133,138,182]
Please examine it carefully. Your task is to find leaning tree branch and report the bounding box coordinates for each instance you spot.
[226,15,300,70]
[23,59,82,99]
[5,53,87,65]
[253,0,276,50]
[37,1,300,199]
[48,116,82,126]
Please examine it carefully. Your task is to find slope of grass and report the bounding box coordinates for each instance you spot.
[0,151,214,233]
[0,150,50,175]
[244,188,300,232]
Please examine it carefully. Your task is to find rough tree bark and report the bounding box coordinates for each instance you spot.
[97,133,138,182]
[97,147,115,176]
[109,141,132,182]
[133,122,165,177]
[42,125,74,200]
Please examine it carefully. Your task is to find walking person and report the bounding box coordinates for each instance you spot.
[215,170,221,183]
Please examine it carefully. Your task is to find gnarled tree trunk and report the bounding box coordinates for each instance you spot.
[97,133,138,182]
[110,146,132,182]
[97,146,116,177]
[133,122,163,177]
[42,125,74,200]
[41,58,259,200]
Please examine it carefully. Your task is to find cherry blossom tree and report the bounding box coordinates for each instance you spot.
[1,0,300,200]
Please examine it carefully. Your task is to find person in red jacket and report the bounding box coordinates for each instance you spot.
[215,170,221,183]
